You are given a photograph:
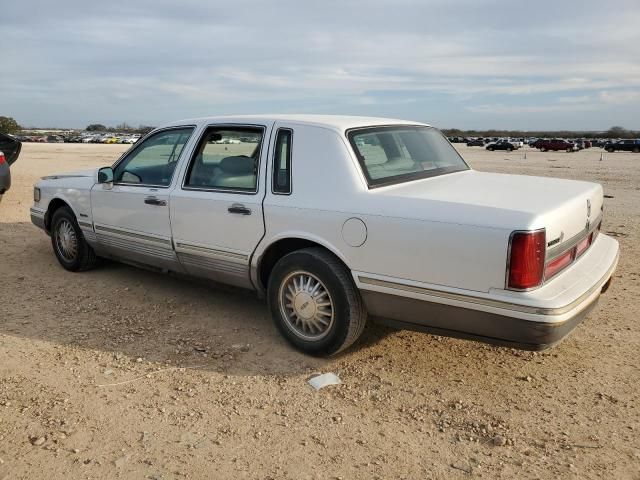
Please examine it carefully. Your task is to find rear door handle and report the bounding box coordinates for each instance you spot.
[228,204,251,215]
[144,197,167,206]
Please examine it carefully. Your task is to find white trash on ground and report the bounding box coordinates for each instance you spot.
[308,372,341,390]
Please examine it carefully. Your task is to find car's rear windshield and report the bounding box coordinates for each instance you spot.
[347,125,469,187]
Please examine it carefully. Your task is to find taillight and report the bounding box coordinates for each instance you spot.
[0,152,5,165]
[575,232,592,258]
[508,230,546,290]
[545,249,574,279]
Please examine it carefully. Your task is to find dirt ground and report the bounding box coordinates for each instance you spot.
[0,143,638,480]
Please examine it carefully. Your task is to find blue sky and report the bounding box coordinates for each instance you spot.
[2,0,639,130]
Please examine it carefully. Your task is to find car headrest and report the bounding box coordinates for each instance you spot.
[220,156,254,175]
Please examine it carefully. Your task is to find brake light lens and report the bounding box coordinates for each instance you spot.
[0,152,5,165]
[575,232,592,258]
[508,230,546,290]
[545,249,574,279]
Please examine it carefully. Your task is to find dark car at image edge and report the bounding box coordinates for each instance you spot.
[604,139,640,153]
[0,132,22,201]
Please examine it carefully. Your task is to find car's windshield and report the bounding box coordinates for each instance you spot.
[348,126,469,187]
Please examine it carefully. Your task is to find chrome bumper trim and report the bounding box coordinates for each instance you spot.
[30,208,46,231]
[358,250,618,317]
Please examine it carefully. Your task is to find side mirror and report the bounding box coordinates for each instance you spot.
[97,167,114,185]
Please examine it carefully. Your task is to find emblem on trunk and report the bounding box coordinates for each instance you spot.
[587,199,591,217]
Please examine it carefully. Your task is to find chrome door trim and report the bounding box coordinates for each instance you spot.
[94,224,172,246]
[174,241,248,262]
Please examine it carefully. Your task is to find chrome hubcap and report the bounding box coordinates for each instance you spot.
[279,271,334,341]
[55,219,78,261]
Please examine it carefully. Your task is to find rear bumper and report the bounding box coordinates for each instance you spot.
[363,281,607,350]
[356,235,619,350]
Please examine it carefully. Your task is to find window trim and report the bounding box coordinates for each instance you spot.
[181,123,267,195]
[346,125,470,189]
[110,125,196,189]
[271,128,293,196]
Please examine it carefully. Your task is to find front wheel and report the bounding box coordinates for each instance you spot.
[267,248,367,356]
[50,206,99,271]
[566,147,573,152]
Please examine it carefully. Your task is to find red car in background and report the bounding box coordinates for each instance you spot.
[537,139,577,152]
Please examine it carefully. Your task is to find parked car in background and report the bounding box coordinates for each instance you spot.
[538,139,577,152]
[604,139,640,153]
[486,140,518,151]
[119,135,141,144]
[0,133,22,203]
[466,138,485,147]
[30,115,619,355]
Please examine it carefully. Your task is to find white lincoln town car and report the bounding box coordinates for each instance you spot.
[30,115,619,355]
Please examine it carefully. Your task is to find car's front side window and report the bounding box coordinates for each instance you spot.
[113,127,194,186]
[184,126,264,192]
[348,126,469,188]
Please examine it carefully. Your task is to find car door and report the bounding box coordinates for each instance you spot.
[169,123,272,288]
[91,126,196,270]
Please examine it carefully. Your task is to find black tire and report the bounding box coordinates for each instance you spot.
[488,147,494,151]
[50,206,99,272]
[566,147,572,153]
[606,148,614,153]
[267,247,367,356]
[633,147,639,153]
[507,147,513,152]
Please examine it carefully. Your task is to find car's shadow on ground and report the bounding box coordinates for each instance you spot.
[1,222,396,378]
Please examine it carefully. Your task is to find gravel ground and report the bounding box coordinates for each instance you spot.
[0,143,638,479]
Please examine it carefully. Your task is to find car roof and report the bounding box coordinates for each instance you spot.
[161,114,430,132]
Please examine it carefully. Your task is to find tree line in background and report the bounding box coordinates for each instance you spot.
[85,123,155,134]
[441,126,640,139]
[0,116,155,135]
[1,115,638,139]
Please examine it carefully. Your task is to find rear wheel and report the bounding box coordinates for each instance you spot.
[488,147,494,151]
[606,148,614,153]
[633,147,639,153]
[267,247,367,356]
[507,147,513,152]
[50,206,99,271]
[566,147,572,152]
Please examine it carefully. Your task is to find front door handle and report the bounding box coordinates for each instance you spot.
[228,204,251,215]
[144,197,167,206]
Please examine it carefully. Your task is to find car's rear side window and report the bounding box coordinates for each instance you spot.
[348,126,469,188]
[272,128,292,194]
[184,126,264,193]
